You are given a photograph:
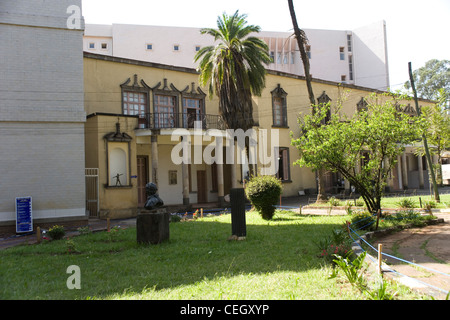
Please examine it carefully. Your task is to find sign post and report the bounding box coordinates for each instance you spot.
[16,196,33,233]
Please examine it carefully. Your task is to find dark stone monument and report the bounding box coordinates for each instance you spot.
[137,183,169,245]
[230,188,246,238]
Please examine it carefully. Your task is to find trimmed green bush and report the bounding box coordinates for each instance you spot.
[245,175,282,220]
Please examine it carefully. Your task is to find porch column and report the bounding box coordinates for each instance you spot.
[151,134,158,186]
[401,152,408,189]
[182,162,190,205]
[217,162,225,207]
[397,155,403,190]
[418,155,424,189]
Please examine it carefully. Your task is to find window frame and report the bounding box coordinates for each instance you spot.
[271,84,288,128]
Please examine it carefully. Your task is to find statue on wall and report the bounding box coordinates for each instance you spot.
[144,182,164,210]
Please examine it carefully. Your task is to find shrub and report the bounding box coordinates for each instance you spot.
[328,197,340,207]
[47,225,65,240]
[396,198,416,208]
[350,212,376,231]
[245,175,282,220]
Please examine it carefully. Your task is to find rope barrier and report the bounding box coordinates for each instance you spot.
[348,213,450,296]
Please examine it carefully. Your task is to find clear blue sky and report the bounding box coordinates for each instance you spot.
[82,0,450,90]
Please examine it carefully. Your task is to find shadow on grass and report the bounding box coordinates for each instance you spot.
[0,212,349,299]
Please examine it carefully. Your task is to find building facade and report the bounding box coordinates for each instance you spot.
[83,52,431,219]
[0,1,87,234]
[83,21,390,91]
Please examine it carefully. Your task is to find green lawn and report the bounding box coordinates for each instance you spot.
[0,210,423,300]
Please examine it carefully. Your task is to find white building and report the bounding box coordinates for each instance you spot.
[83,20,390,90]
[0,0,87,234]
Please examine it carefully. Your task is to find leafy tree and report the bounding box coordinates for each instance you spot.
[291,93,421,214]
[194,10,271,132]
[404,59,450,106]
[416,89,450,185]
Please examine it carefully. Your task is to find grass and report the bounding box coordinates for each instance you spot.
[0,210,428,300]
[307,193,450,209]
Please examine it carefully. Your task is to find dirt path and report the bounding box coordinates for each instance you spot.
[372,212,450,299]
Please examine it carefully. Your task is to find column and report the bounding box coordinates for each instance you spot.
[418,155,424,189]
[151,134,158,186]
[401,152,408,189]
[182,162,189,205]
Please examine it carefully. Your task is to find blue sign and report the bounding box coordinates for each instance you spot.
[16,196,33,233]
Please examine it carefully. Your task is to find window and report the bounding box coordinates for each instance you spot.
[173,44,180,51]
[195,45,201,52]
[273,97,285,126]
[271,84,288,127]
[146,43,153,50]
[291,52,295,64]
[101,43,108,49]
[283,52,289,64]
[123,91,147,116]
[169,170,178,185]
[306,45,311,59]
[89,42,95,49]
[277,52,282,64]
[182,98,202,128]
[339,47,345,60]
[276,147,290,181]
[270,51,275,62]
[348,55,354,80]
[341,75,346,82]
[347,34,352,52]
[155,94,176,128]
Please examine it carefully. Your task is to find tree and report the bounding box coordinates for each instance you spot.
[404,59,450,106]
[194,10,271,133]
[287,0,327,201]
[416,89,450,186]
[291,93,421,214]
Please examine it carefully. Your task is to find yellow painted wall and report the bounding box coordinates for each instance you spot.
[84,54,435,216]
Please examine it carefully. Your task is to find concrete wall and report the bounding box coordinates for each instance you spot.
[0,0,86,227]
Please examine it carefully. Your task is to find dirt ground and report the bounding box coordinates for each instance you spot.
[371,212,450,299]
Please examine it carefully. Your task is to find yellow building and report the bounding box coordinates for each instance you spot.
[84,52,434,219]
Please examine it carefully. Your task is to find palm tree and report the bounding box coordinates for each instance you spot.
[194,10,271,132]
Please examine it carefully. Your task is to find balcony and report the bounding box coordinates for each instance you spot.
[137,112,225,130]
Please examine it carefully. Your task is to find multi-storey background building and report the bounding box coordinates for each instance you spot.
[83,20,390,90]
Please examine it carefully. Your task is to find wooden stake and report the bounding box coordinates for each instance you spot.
[378,243,383,275]
[201,208,203,218]
[107,218,110,232]
[36,226,41,244]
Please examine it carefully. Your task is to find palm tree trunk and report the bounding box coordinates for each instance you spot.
[288,0,327,201]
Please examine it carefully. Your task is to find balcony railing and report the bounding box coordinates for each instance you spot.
[137,112,225,130]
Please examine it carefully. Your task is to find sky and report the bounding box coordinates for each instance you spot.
[82,0,450,91]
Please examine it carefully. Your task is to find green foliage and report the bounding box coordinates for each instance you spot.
[194,10,271,130]
[404,59,450,101]
[292,93,421,214]
[245,175,282,220]
[328,196,340,207]
[350,212,376,231]
[47,225,65,240]
[329,251,367,289]
[396,198,416,208]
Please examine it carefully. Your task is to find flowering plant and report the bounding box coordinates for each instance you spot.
[321,244,352,264]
